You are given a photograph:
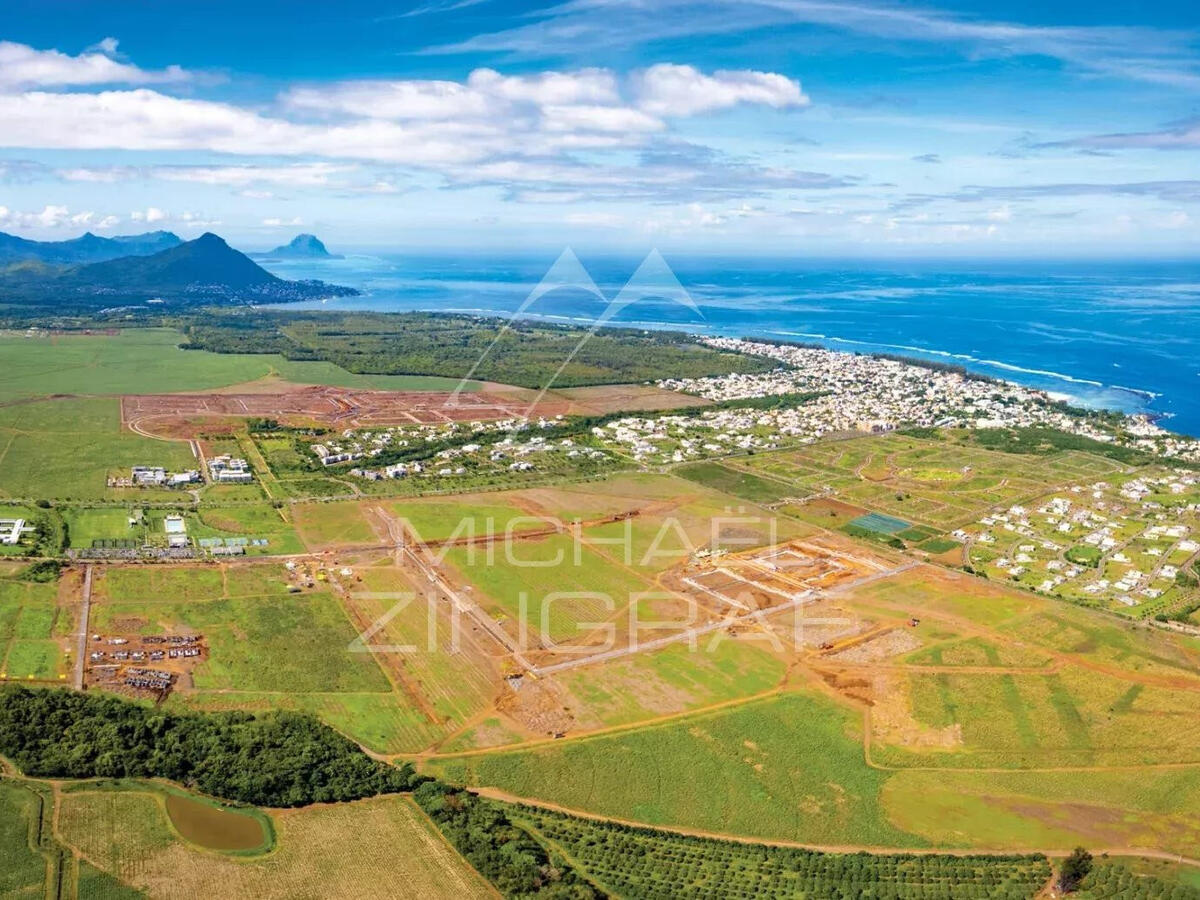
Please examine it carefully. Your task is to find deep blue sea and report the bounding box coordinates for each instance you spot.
[260,253,1200,436]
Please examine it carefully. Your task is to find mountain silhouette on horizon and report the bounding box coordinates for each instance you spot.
[0,231,357,310]
[0,230,181,266]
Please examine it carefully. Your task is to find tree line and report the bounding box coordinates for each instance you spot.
[0,686,421,807]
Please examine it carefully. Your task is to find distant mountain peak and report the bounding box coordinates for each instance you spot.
[258,233,342,259]
[0,230,358,308]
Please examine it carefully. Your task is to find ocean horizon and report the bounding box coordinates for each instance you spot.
[261,253,1200,437]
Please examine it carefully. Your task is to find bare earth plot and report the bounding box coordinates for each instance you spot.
[122,383,572,434]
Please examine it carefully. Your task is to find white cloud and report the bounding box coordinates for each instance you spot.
[152,163,353,187]
[0,204,119,230]
[283,67,620,122]
[0,89,487,164]
[125,207,219,231]
[57,162,358,190]
[564,211,625,227]
[131,207,167,224]
[0,39,190,91]
[262,217,304,227]
[540,103,663,133]
[634,64,808,116]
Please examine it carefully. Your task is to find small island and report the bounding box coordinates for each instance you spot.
[255,233,343,260]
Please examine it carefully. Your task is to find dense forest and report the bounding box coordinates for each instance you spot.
[175,310,775,388]
[414,782,603,899]
[0,687,421,807]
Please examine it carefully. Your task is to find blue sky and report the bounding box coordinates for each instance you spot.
[0,0,1197,255]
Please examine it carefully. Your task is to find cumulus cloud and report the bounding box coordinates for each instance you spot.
[0,39,835,216]
[0,57,810,180]
[633,64,808,116]
[123,208,219,230]
[130,207,168,224]
[0,204,119,230]
[283,67,620,120]
[0,89,487,164]
[0,39,190,91]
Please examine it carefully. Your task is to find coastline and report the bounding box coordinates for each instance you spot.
[254,252,1199,436]
[264,293,1164,428]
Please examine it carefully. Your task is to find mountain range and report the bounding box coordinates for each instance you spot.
[0,231,357,311]
[0,230,182,265]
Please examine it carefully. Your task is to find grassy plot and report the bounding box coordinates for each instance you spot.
[675,461,795,505]
[93,590,389,693]
[738,433,1125,531]
[0,328,474,402]
[426,690,918,847]
[0,779,50,898]
[556,638,785,729]
[56,788,494,900]
[94,566,225,603]
[387,494,547,542]
[882,769,1200,859]
[0,397,195,500]
[193,504,304,555]
[291,501,380,550]
[444,534,653,643]
[892,664,1200,768]
[0,577,69,681]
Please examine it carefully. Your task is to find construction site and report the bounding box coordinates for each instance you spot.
[84,633,208,700]
[121,384,574,434]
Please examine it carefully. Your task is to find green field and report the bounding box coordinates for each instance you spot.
[0,577,68,682]
[428,685,1200,859]
[93,588,389,693]
[0,779,50,897]
[0,328,476,401]
[675,461,795,504]
[736,433,1127,531]
[291,500,381,548]
[556,638,785,729]
[0,396,197,500]
[427,690,915,847]
[445,533,654,643]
